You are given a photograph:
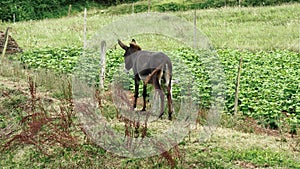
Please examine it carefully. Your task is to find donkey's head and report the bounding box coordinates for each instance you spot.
[118,39,142,71]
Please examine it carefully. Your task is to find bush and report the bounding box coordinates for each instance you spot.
[242,0,300,7]
[0,0,92,22]
[2,0,299,22]
[108,0,300,15]
[96,0,138,5]
[154,2,186,12]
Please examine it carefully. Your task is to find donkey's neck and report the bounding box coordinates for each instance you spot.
[128,51,139,63]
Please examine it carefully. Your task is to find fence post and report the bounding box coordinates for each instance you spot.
[68,4,72,16]
[132,1,134,14]
[193,10,197,49]
[13,14,16,24]
[148,0,151,13]
[100,41,106,89]
[234,57,243,115]
[83,8,87,50]
[1,27,12,59]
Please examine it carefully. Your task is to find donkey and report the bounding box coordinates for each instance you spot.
[118,39,173,120]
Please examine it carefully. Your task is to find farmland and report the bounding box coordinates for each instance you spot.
[1,2,300,168]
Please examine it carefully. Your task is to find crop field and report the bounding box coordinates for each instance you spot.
[0,2,300,168]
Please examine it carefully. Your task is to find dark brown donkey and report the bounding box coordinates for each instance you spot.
[118,39,173,120]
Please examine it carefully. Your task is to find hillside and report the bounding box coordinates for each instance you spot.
[0,2,300,168]
[0,73,299,168]
[0,3,299,51]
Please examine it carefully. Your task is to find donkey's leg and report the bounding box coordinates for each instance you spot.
[167,79,173,120]
[142,83,147,111]
[154,72,165,119]
[133,76,140,110]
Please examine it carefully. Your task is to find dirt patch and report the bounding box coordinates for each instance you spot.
[0,30,23,55]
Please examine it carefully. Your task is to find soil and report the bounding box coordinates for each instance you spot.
[0,30,23,55]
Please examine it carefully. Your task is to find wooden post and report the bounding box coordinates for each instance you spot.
[83,8,87,50]
[234,57,243,115]
[148,0,151,13]
[193,10,197,49]
[132,1,134,14]
[68,4,72,16]
[13,13,16,24]
[100,41,106,89]
[1,27,12,59]
[238,0,241,7]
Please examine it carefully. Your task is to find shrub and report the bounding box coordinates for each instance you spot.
[0,0,92,22]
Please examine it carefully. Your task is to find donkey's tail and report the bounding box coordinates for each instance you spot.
[164,63,172,88]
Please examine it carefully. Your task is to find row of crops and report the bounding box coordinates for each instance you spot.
[15,47,300,128]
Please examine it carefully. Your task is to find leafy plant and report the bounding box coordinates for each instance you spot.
[15,47,300,128]
[16,47,80,74]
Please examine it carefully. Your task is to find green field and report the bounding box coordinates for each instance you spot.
[0,3,299,51]
[1,2,300,168]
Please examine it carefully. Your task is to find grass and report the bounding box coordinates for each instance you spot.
[1,106,299,169]
[0,3,299,51]
[177,4,300,51]
[0,2,300,168]
[1,54,300,168]
[184,128,300,168]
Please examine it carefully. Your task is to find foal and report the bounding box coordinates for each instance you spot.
[118,39,173,120]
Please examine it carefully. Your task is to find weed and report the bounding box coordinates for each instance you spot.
[2,77,79,156]
[28,76,36,112]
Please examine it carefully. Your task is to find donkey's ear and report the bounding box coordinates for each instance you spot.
[118,39,128,50]
[131,39,136,44]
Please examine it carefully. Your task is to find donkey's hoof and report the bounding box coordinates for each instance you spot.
[158,111,165,119]
[168,113,172,120]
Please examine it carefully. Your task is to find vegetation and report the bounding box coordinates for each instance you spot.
[0,1,299,168]
[11,46,300,129]
[1,3,299,51]
[0,0,97,22]
[1,0,299,22]
[17,47,80,74]
[107,0,300,14]
[0,68,299,168]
